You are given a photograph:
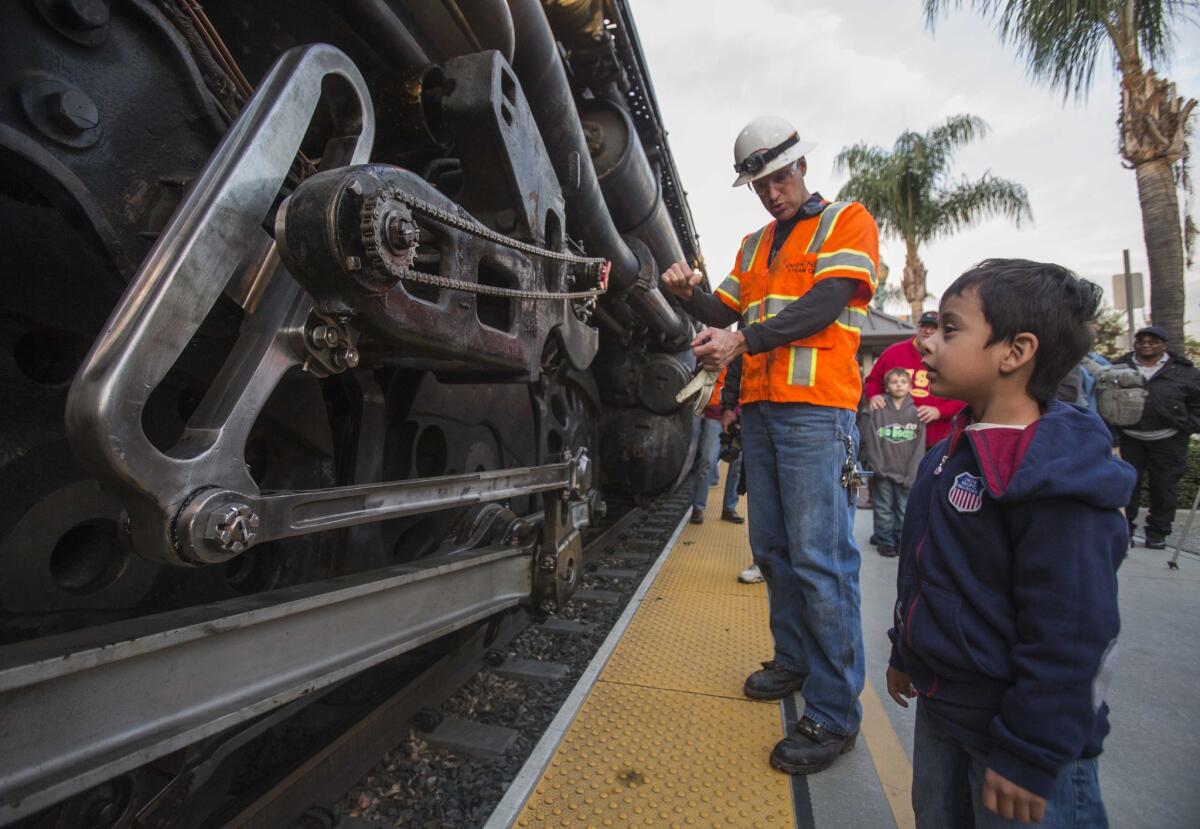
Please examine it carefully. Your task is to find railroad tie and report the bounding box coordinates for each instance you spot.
[593,567,639,580]
[539,618,591,636]
[424,718,519,759]
[571,589,622,604]
[490,658,572,683]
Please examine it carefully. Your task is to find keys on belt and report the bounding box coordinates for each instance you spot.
[840,432,871,497]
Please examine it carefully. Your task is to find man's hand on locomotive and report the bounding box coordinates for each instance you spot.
[661,261,704,300]
[692,327,748,371]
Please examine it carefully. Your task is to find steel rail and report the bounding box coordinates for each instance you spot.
[217,506,646,828]
[221,613,530,829]
[0,546,532,824]
[581,505,645,562]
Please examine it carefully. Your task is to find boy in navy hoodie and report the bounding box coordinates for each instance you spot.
[886,260,1134,827]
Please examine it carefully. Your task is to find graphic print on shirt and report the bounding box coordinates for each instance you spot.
[947,471,984,513]
[897,367,932,399]
[877,423,920,443]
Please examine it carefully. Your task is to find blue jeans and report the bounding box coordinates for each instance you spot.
[872,476,908,548]
[913,702,1108,828]
[740,402,864,735]
[692,417,741,513]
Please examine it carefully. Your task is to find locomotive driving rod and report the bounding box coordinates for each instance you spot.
[175,448,593,564]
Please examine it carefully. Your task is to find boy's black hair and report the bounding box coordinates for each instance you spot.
[883,367,911,384]
[943,259,1102,404]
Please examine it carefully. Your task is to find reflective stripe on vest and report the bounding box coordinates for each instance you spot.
[741,297,867,331]
[762,294,799,319]
[837,305,868,332]
[715,273,740,306]
[717,227,767,306]
[805,202,852,254]
[741,226,768,271]
[817,249,877,287]
[788,346,817,387]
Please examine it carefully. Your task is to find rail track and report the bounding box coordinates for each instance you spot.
[4,486,697,829]
[190,489,688,829]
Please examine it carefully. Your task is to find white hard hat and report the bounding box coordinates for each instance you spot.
[732,115,815,187]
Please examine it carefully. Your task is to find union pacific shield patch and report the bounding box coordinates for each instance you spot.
[948,472,984,513]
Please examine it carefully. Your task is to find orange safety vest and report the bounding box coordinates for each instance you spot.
[714,201,878,410]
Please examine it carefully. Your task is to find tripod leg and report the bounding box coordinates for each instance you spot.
[1168,484,1200,570]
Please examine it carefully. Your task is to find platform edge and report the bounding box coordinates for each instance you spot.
[479,506,694,829]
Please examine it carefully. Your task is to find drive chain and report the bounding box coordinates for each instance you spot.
[385,191,610,302]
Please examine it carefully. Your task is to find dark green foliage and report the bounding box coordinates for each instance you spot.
[835,114,1032,245]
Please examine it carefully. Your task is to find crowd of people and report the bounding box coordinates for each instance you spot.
[664,115,1200,827]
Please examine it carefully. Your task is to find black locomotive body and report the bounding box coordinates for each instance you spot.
[0,1,703,823]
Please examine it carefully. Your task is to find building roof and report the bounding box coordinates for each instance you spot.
[860,307,916,348]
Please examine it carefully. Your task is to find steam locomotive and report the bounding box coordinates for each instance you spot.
[0,0,703,823]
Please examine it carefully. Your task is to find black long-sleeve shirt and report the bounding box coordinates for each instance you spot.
[721,353,742,412]
[681,277,858,355]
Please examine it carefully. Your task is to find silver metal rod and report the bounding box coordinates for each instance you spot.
[177,451,589,563]
[1124,248,1135,348]
[269,461,573,537]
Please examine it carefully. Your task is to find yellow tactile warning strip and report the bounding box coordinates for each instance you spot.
[601,590,769,699]
[861,682,917,828]
[514,682,793,828]
[514,477,794,828]
[650,518,758,599]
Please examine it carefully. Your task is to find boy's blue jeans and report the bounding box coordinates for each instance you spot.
[740,402,864,736]
[913,702,1108,828]
[872,476,909,548]
[691,416,741,514]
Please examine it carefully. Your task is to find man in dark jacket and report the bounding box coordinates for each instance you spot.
[1114,325,1200,549]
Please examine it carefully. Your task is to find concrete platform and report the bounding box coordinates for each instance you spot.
[490,469,1200,827]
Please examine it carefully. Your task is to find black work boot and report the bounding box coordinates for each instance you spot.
[743,661,806,700]
[1144,533,1167,550]
[770,716,858,775]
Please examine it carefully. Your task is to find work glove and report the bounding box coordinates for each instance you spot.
[675,368,719,416]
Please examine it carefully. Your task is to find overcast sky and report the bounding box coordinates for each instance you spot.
[631,0,1200,331]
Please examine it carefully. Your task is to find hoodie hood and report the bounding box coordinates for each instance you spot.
[964,400,1135,509]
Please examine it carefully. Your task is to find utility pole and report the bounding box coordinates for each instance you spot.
[1123,248,1136,348]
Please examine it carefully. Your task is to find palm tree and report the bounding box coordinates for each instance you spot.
[924,0,1198,345]
[835,114,1032,321]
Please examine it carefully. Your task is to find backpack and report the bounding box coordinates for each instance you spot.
[1092,362,1147,426]
[1076,355,1104,409]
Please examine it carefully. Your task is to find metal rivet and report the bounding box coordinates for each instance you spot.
[59,0,110,29]
[46,88,99,134]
